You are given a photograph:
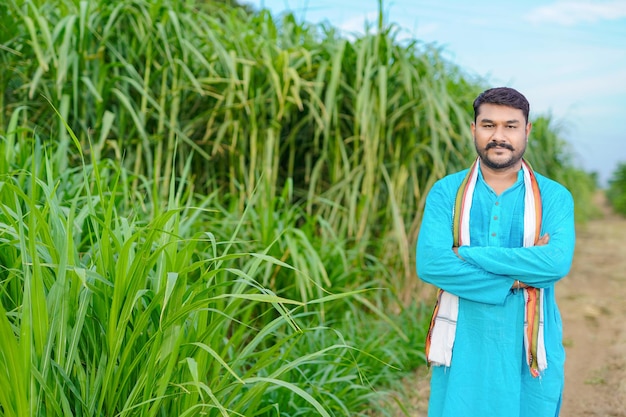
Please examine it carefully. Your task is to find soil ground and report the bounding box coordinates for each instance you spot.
[396,192,626,416]
[557,193,626,416]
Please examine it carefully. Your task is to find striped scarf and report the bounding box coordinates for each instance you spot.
[424,158,546,378]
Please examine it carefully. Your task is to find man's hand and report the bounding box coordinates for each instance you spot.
[513,280,530,289]
[536,233,550,246]
[513,234,550,289]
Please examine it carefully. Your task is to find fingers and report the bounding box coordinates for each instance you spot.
[511,280,531,290]
[512,280,531,289]
[536,233,550,246]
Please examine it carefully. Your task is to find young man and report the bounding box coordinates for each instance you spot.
[416,87,575,416]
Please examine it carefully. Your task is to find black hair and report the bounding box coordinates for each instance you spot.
[473,87,530,122]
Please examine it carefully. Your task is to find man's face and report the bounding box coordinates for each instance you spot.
[471,103,531,170]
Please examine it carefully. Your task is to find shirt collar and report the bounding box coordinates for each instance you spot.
[476,165,525,193]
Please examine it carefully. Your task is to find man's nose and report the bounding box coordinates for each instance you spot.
[490,125,507,140]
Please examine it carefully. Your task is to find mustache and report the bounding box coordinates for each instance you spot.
[485,142,514,151]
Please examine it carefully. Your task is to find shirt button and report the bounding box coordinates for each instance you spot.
[491,232,497,237]
[495,202,500,206]
[493,216,498,220]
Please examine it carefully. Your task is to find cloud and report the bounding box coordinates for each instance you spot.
[525,0,626,25]
[336,12,380,35]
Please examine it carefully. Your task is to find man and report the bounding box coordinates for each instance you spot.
[416,87,575,417]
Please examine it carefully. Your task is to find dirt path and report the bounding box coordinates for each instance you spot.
[557,194,626,416]
[396,192,626,416]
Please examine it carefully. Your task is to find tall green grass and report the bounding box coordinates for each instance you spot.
[2,0,483,299]
[0,0,597,414]
[0,126,429,415]
[607,162,626,216]
[525,116,601,221]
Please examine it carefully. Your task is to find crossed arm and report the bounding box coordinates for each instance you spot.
[453,233,550,289]
[416,180,576,305]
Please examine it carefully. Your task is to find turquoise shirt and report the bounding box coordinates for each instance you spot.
[416,167,576,417]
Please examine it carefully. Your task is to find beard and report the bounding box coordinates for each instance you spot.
[475,140,526,170]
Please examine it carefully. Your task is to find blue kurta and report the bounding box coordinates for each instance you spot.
[416,167,576,417]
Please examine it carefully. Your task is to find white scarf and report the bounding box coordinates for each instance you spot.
[427,159,547,376]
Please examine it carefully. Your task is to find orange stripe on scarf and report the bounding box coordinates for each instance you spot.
[524,160,543,378]
[526,288,541,377]
[424,159,544,377]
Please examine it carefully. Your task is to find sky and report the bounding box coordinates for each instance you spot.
[246,0,626,186]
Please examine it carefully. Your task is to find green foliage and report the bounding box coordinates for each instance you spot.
[1,0,595,243]
[0,130,430,415]
[607,162,626,216]
[0,0,598,414]
[525,116,601,222]
[1,0,486,298]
